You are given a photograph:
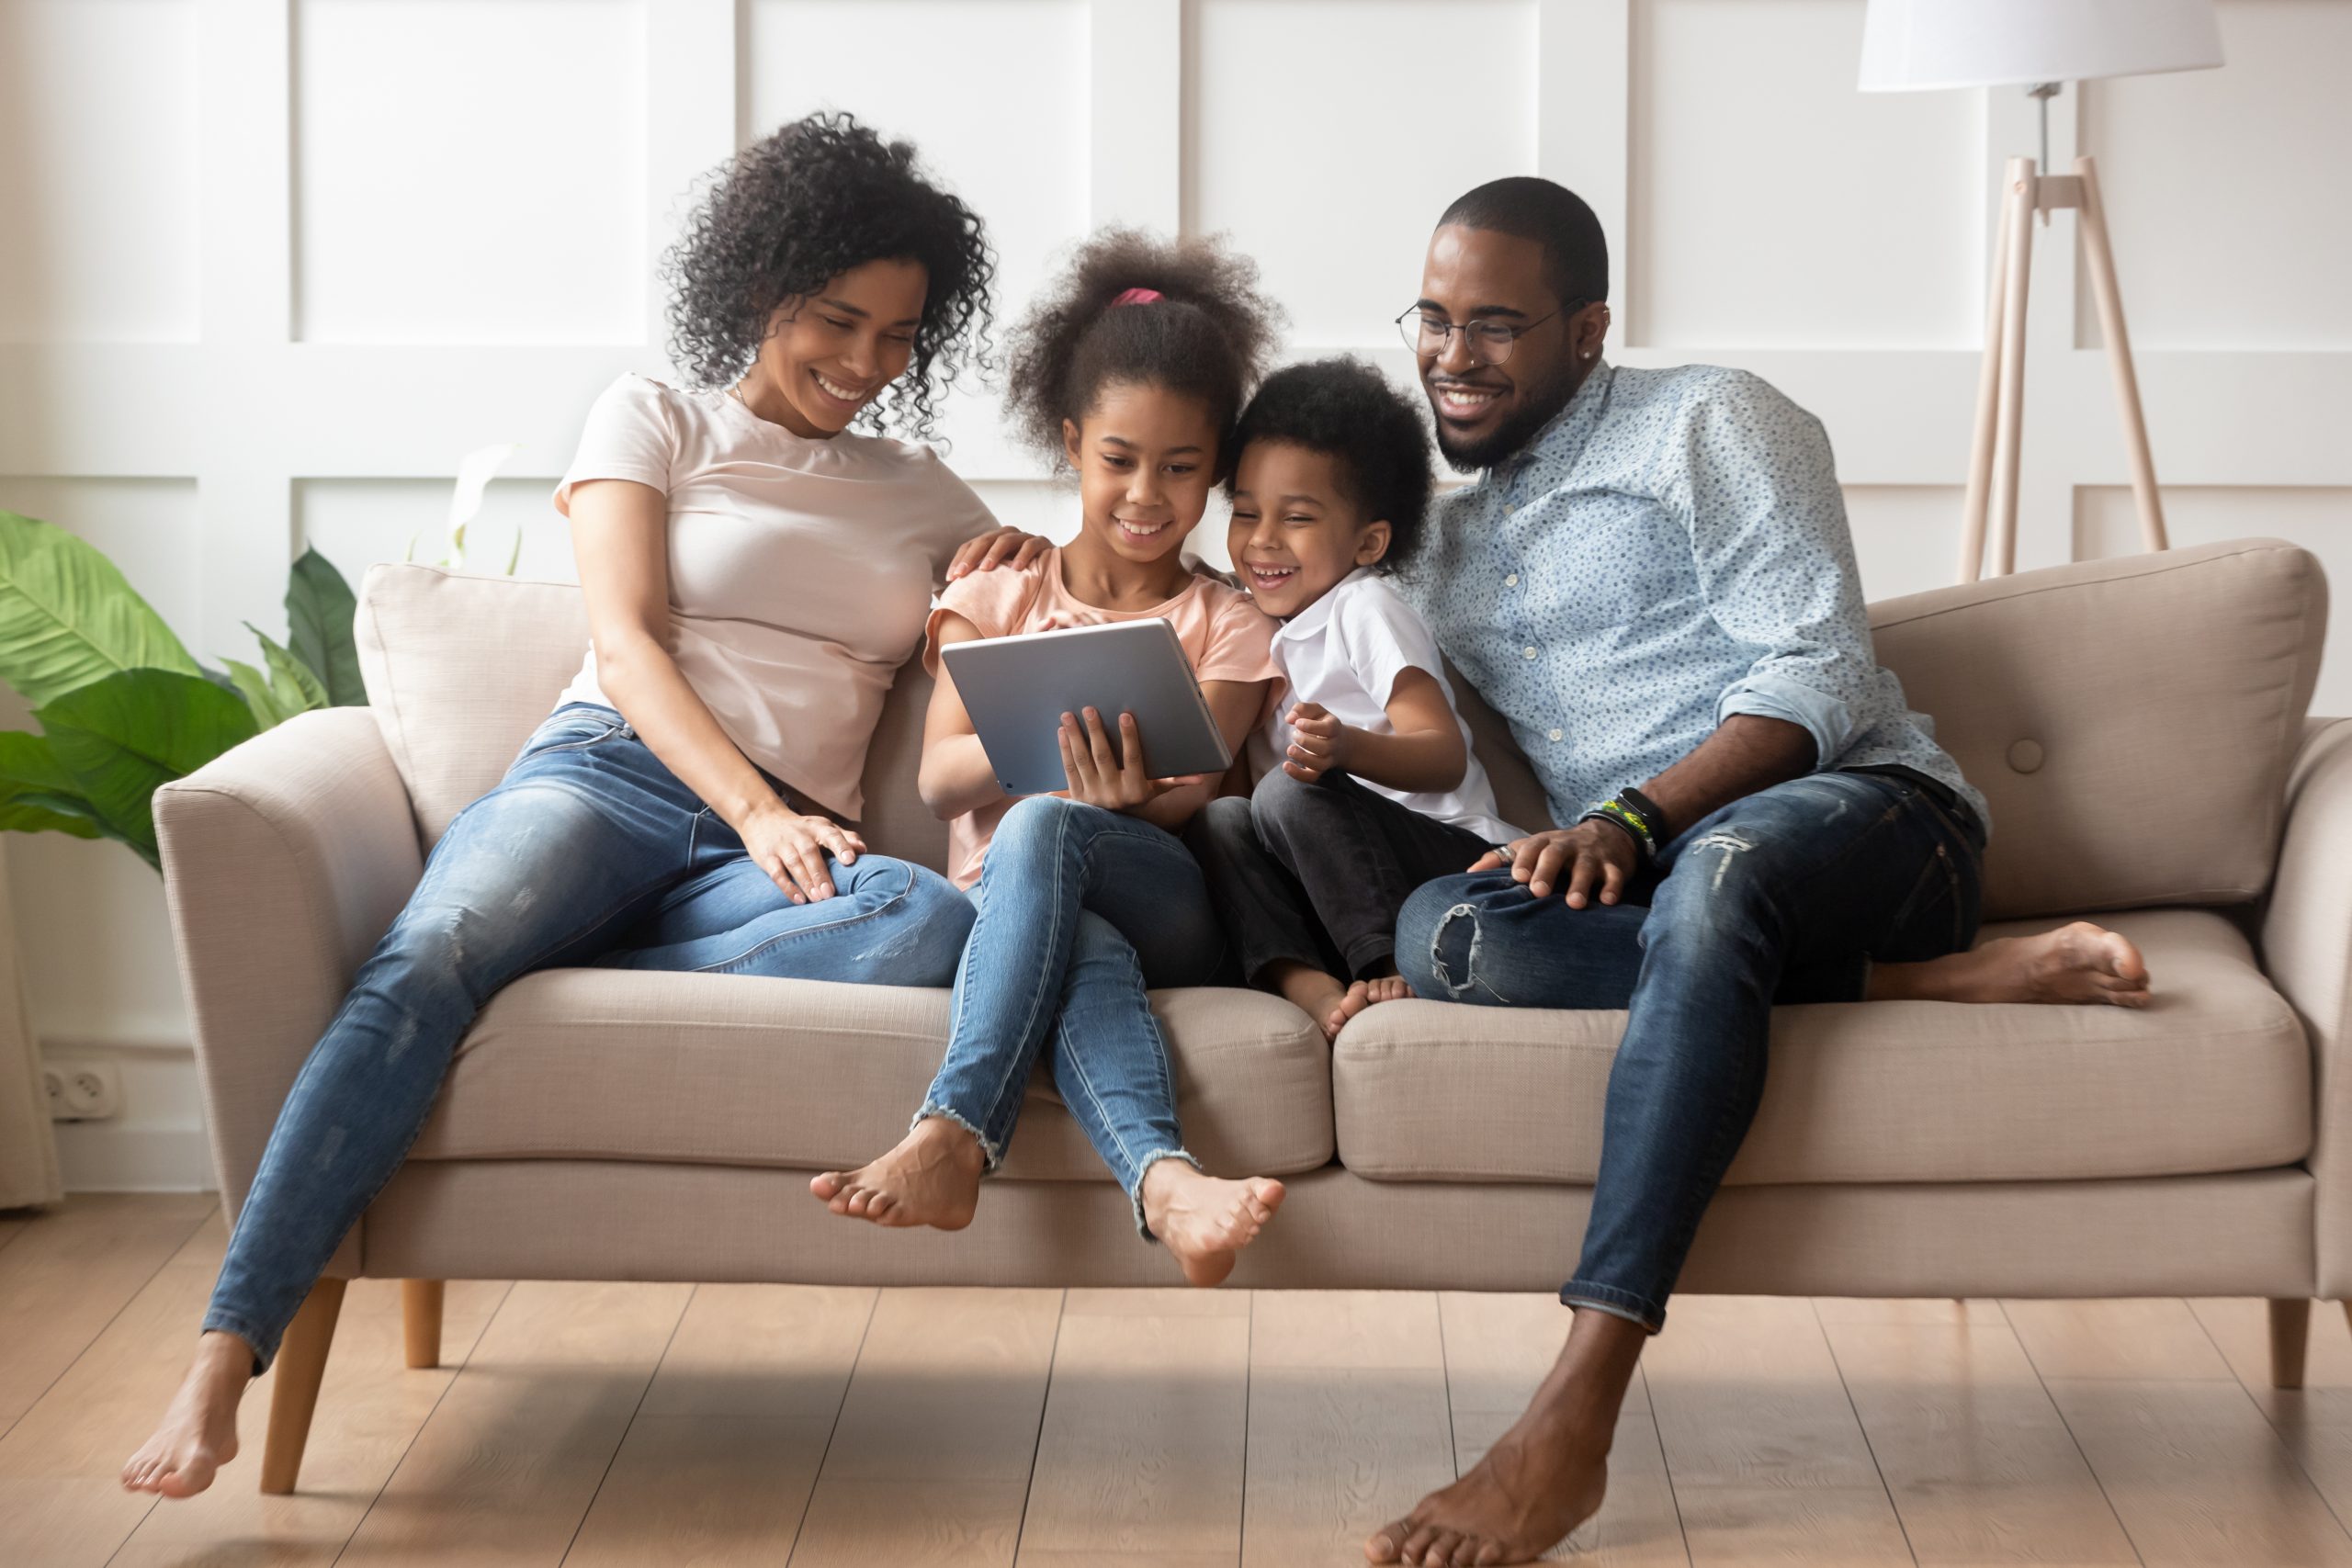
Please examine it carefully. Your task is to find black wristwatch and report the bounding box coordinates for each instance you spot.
[1577,787,1668,863]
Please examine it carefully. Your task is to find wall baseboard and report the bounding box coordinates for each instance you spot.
[43,1044,218,1193]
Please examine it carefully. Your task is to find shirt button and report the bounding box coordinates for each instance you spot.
[1504,502,1517,515]
[1504,573,1519,587]
[1522,646,1538,660]
[1548,728,1564,741]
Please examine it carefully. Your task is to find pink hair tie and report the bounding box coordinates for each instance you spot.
[1110,287,1164,307]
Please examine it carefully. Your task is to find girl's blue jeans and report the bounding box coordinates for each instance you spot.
[203,705,976,1371]
[916,795,1235,1235]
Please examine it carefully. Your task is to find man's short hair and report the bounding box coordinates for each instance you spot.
[1439,177,1610,309]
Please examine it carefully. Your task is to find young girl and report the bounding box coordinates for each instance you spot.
[811,231,1290,1286]
[1189,358,1520,1042]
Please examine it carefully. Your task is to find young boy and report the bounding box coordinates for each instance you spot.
[1188,357,1519,1041]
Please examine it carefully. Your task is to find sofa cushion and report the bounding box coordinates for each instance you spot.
[1332,908,2309,1186]
[407,971,1333,1181]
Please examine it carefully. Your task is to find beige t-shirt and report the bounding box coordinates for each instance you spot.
[554,374,996,818]
[924,547,1282,890]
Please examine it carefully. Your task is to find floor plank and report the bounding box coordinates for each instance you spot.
[1821,1311,2138,1565]
[564,1283,876,1568]
[1999,1298,2236,1382]
[1016,1288,1250,1565]
[1241,1291,1457,1568]
[1437,1292,1688,1565]
[1641,1295,1913,1567]
[2190,1297,2352,1399]
[787,1286,1062,1568]
[2041,1377,2352,1566]
[333,1279,693,1568]
[0,1192,217,1437]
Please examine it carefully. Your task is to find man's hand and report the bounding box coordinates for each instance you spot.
[1058,707,1204,813]
[1282,701,1355,783]
[945,526,1050,581]
[1468,821,1638,908]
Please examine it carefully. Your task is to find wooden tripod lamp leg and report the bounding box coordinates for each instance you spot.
[402,1280,445,1370]
[1959,164,2016,584]
[2074,154,2169,554]
[1987,157,2039,579]
[259,1277,347,1495]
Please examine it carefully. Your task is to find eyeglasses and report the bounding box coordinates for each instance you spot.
[1395,302,1584,365]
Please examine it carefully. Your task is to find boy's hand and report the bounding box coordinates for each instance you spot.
[1058,707,1204,812]
[1283,702,1353,784]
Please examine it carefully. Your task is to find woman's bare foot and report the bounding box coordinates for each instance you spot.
[809,1114,986,1230]
[1270,962,1416,1043]
[1871,920,2152,1008]
[1139,1160,1285,1287]
[121,1330,251,1498]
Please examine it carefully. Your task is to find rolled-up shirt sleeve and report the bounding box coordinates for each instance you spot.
[1665,373,1879,769]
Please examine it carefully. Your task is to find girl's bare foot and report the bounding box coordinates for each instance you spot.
[809,1115,986,1230]
[1139,1161,1285,1287]
[121,1330,251,1498]
[1871,920,2152,1008]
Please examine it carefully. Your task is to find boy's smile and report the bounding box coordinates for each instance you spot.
[1228,440,1393,619]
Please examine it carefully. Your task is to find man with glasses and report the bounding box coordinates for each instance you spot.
[1363,178,2146,1566]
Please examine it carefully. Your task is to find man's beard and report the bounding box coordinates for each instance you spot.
[1431,358,1585,473]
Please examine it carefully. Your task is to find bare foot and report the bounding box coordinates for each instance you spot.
[1139,1161,1285,1287]
[809,1114,986,1230]
[122,1330,251,1498]
[1872,919,2152,1008]
[1326,976,1414,1039]
[1272,963,1351,1043]
[1364,1411,1609,1564]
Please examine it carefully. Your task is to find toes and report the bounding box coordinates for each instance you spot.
[1366,1519,1414,1563]
[1400,1520,1447,1562]
[809,1171,844,1199]
[1424,1529,1464,1564]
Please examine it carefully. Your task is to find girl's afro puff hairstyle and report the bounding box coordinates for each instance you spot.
[661,111,994,440]
[1002,229,1284,479]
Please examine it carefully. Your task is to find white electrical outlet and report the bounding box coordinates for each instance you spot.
[40,1058,123,1121]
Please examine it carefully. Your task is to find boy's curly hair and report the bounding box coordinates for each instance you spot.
[1228,357,1435,570]
[1002,230,1283,479]
[662,111,994,439]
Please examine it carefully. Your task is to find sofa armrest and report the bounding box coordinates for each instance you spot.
[2262,716,2352,1294]
[157,706,423,1228]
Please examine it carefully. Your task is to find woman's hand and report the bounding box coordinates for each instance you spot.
[1281,701,1355,784]
[1467,821,1638,908]
[741,799,867,904]
[945,526,1050,581]
[1057,707,1204,813]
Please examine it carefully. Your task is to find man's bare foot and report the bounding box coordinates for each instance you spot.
[1871,919,2152,1008]
[1270,962,1416,1042]
[121,1330,251,1498]
[809,1114,986,1230]
[1364,1405,1610,1564]
[1139,1160,1284,1287]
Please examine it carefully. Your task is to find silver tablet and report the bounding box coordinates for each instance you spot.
[941,619,1234,797]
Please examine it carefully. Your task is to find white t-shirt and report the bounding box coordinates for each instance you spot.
[1265,569,1518,843]
[554,374,996,818]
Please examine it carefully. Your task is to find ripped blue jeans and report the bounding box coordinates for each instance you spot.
[1396,769,1984,1332]
[204,704,976,1372]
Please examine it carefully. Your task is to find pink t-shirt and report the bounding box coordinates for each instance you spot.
[925,547,1280,890]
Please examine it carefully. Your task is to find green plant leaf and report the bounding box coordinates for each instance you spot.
[0,731,104,840]
[286,547,365,705]
[222,658,299,730]
[0,512,200,708]
[246,624,329,716]
[34,669,258,863]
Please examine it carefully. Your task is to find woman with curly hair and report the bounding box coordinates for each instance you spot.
[124,111,1038,1501]
[811,230,1293,1287]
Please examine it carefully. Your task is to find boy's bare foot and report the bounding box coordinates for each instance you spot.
[1139,1161,1285,1287]
[1871,920,2152,1008]
[1327,976,1414,1038]
[122,1330,251,1498]
[1270,962,1416,1043]
[809,1114,986,1230]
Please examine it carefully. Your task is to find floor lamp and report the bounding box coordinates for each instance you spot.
[1858,0,2225,583]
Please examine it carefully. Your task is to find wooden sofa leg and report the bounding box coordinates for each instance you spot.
[2270,1297,2312,1390]
[402,1280,445,1370]
[259,1278,347,1495]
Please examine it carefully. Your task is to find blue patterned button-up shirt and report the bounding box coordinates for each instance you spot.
[1403,359,1989,836]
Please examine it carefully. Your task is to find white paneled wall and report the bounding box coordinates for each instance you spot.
[0,0,2345,1187]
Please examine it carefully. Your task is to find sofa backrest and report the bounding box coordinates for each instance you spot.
[355,536,2324,919]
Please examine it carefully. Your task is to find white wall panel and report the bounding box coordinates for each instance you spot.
[1185,0,1539,349]
[1630,0,1980,348]
[293,0,647,344]
[298,477,578,589]
[0,478,204,655]
[2076,484,2352,716]
[0,0,198,343]
[2079,0,2352,351]
[1844,485,1963,604]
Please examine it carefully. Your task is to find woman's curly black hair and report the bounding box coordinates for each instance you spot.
[662,111,994,439]
[1003,229,1283,479]
[1228,356,1435,571]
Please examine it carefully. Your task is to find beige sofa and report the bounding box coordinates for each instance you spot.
[157,536,2349,1494]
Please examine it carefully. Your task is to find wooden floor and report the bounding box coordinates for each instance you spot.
[7,1197,2352,1567]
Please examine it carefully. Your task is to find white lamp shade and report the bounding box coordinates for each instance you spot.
[1859,0,2223,91]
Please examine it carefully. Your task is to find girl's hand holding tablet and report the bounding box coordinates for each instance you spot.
[1057,706,1207,812]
